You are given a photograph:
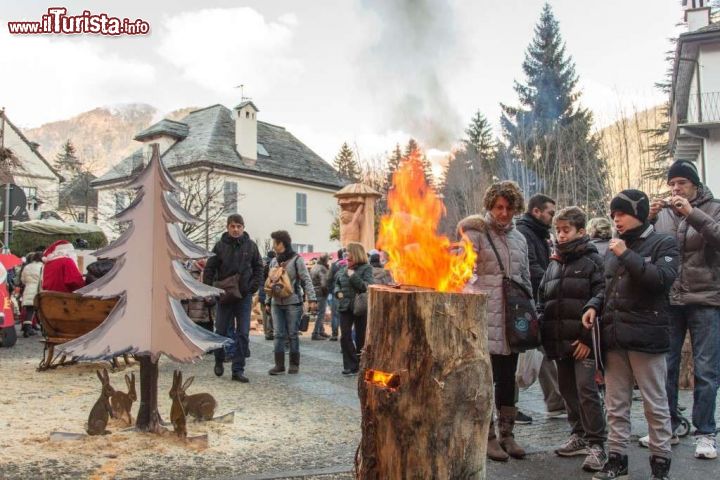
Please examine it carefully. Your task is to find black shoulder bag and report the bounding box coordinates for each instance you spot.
[485,232,540,352]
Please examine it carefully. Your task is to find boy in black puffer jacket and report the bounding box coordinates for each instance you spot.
[583,190,679,480]
[538,207,607,472]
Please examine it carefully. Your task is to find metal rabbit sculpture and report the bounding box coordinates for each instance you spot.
[87,369,115,436]
[110,373,137,425]
[169,370,187,439]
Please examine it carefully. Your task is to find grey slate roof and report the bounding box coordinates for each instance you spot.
[234,101,259,112]
[94,104,346,190]
[59,171,98,208]
[134,119,189,141]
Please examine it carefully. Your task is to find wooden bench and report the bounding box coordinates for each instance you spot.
[34,291,128,371]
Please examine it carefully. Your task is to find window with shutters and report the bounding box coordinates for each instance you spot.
[224,181,238,214]
[296,192,307,224]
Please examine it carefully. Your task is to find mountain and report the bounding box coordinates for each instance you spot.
[598,105,669,198]
[23,104,197,175]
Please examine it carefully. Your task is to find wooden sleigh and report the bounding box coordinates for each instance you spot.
[34,292,131,371]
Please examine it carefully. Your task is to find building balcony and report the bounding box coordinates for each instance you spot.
[670,91,720,155]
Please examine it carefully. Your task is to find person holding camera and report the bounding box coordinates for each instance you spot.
[644,160,720,460]
[265,230,317,376]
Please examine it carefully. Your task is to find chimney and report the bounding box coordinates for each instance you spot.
[234,101,259,165]
[684,0,711,32]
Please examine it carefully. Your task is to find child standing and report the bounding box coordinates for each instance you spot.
[583,189,679,480]
[538,207,607,472]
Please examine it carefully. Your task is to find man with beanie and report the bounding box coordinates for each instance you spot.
[583,189,678,480]
[643,160,720,460]
[203,214,263,383]
[41,240,85,293]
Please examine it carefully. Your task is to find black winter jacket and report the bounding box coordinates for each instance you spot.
[202,232,263,297]
[333,263,374,313]
[586,225,679,354]
[516,213,552,299]
[538,237,605,360]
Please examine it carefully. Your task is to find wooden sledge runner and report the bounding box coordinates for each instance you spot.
[34,292,130,371]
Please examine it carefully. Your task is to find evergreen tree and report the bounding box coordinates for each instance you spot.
[385,143,403,192]
[463,110,497,175]
[500,3,609,214]
[404,138,434,188]
[55,140,82,175]
[333,142,361,183]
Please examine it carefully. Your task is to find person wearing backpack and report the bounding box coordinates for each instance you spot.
[583,190,679,480]
[326,249,347,341]
[537,207,607,472]
[310,254,331,340]
[265,230,317,375]
[333,242,373,376]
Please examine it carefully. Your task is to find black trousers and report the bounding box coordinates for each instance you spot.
[491,353,519,409]
[340,310,366,371]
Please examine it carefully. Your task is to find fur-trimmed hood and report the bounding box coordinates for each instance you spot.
[457,214,487,236]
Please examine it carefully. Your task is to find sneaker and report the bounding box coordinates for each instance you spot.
[649,455,671,480]
[582,444,608,472]
[694,434,717,459]
[593,452,628,480]
[639,434,680,448]
[547,409,568,419]
[231,373,249,383]
[342,369,358,376]
[555,433,589,457]
[515,410,533,425]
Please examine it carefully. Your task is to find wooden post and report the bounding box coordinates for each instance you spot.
[136,355,163,433]
[357,285,492,480]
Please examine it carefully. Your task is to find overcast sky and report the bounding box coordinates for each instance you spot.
[0,0,683,166]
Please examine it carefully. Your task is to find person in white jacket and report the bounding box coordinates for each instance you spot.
[19,252,43,337]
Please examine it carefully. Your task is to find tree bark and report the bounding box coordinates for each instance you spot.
[357,285,492,480]
[136,355,163,433]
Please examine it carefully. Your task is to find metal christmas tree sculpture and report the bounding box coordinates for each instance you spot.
[57,144,229,433]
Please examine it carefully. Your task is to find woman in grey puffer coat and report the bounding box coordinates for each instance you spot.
[457,180,532,462]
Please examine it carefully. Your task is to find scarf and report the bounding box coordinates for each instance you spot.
[619,222,651,243]
[554,235,590,261]
[484,212,514,235]
[276,248,297,264]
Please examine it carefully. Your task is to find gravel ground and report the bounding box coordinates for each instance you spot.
[0,327,360,480]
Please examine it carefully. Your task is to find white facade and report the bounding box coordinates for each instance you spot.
[96,168,340,254]
[0,112,61,216]
[670,5,720,194]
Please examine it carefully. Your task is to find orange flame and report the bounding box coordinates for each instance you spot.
[378,148,476,292]
[365,369,400,390]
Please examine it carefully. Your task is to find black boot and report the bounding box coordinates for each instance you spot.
[288,352,300,374]
[268,352,285,375]
[650,455,671,480]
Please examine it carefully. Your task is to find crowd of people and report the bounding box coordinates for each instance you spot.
[4,158,718,480]
[454,159,719,480]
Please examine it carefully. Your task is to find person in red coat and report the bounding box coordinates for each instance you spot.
[41,240,85,293]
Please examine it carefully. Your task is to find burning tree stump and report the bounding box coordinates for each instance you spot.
[357,285,492,480]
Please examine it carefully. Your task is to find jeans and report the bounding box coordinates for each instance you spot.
[273,303,302,354]
[340,310,366,371]
[313,294,328,335]
[214,295,253,374]
[556,357,607,446]
[666,305,720,435]
[491,353,519,409]
[329,295,340,337]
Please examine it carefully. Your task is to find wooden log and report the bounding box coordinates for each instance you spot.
[357,285,492,480]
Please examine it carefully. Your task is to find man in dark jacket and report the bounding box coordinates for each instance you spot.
[645,160,720,460]
[203,214,263,383]
[583,189,679,480]
[516,193,565,421]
